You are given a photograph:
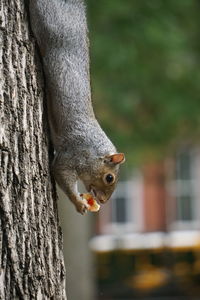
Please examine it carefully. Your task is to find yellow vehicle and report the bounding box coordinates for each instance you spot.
[90,231,200,299]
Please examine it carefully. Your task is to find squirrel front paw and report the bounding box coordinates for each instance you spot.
[74,200,89,215]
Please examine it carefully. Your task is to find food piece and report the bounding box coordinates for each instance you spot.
[80,193,100,212]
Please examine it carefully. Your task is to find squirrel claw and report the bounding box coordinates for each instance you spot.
[75,201,89,215]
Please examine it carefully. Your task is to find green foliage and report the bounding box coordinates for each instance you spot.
[87,0,200,164]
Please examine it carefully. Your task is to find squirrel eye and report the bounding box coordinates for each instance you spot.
[103,173,115,185]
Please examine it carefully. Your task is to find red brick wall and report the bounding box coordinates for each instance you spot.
[142,162,167,232]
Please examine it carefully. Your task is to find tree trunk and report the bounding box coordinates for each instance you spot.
[0,0,66,299]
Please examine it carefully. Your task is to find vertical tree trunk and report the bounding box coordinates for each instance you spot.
[0,0,66,299]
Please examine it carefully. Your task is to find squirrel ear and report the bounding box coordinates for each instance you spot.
[104,153,125,165]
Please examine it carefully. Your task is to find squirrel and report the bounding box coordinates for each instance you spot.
[29,0,125,214]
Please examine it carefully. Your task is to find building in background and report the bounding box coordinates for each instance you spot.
[93,146,200,236]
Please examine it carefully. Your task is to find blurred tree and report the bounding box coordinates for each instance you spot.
[87,0,200,164]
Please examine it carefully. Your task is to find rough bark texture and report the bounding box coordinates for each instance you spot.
[0,0,66,299]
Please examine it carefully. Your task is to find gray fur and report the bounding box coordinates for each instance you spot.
[29,0,123,214]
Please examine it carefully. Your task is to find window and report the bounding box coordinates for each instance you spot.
[169,147,200,229]
[106,176,143,233]
[111,182,128,224]
[175,149,194,221]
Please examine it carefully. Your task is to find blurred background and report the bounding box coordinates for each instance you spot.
[58,1,200,299]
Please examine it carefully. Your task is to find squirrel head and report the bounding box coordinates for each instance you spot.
[81,153,125,204]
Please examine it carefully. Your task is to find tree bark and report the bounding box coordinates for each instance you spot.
[0,0,66,299]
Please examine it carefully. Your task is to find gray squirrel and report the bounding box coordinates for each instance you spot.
[29,0,125,214]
